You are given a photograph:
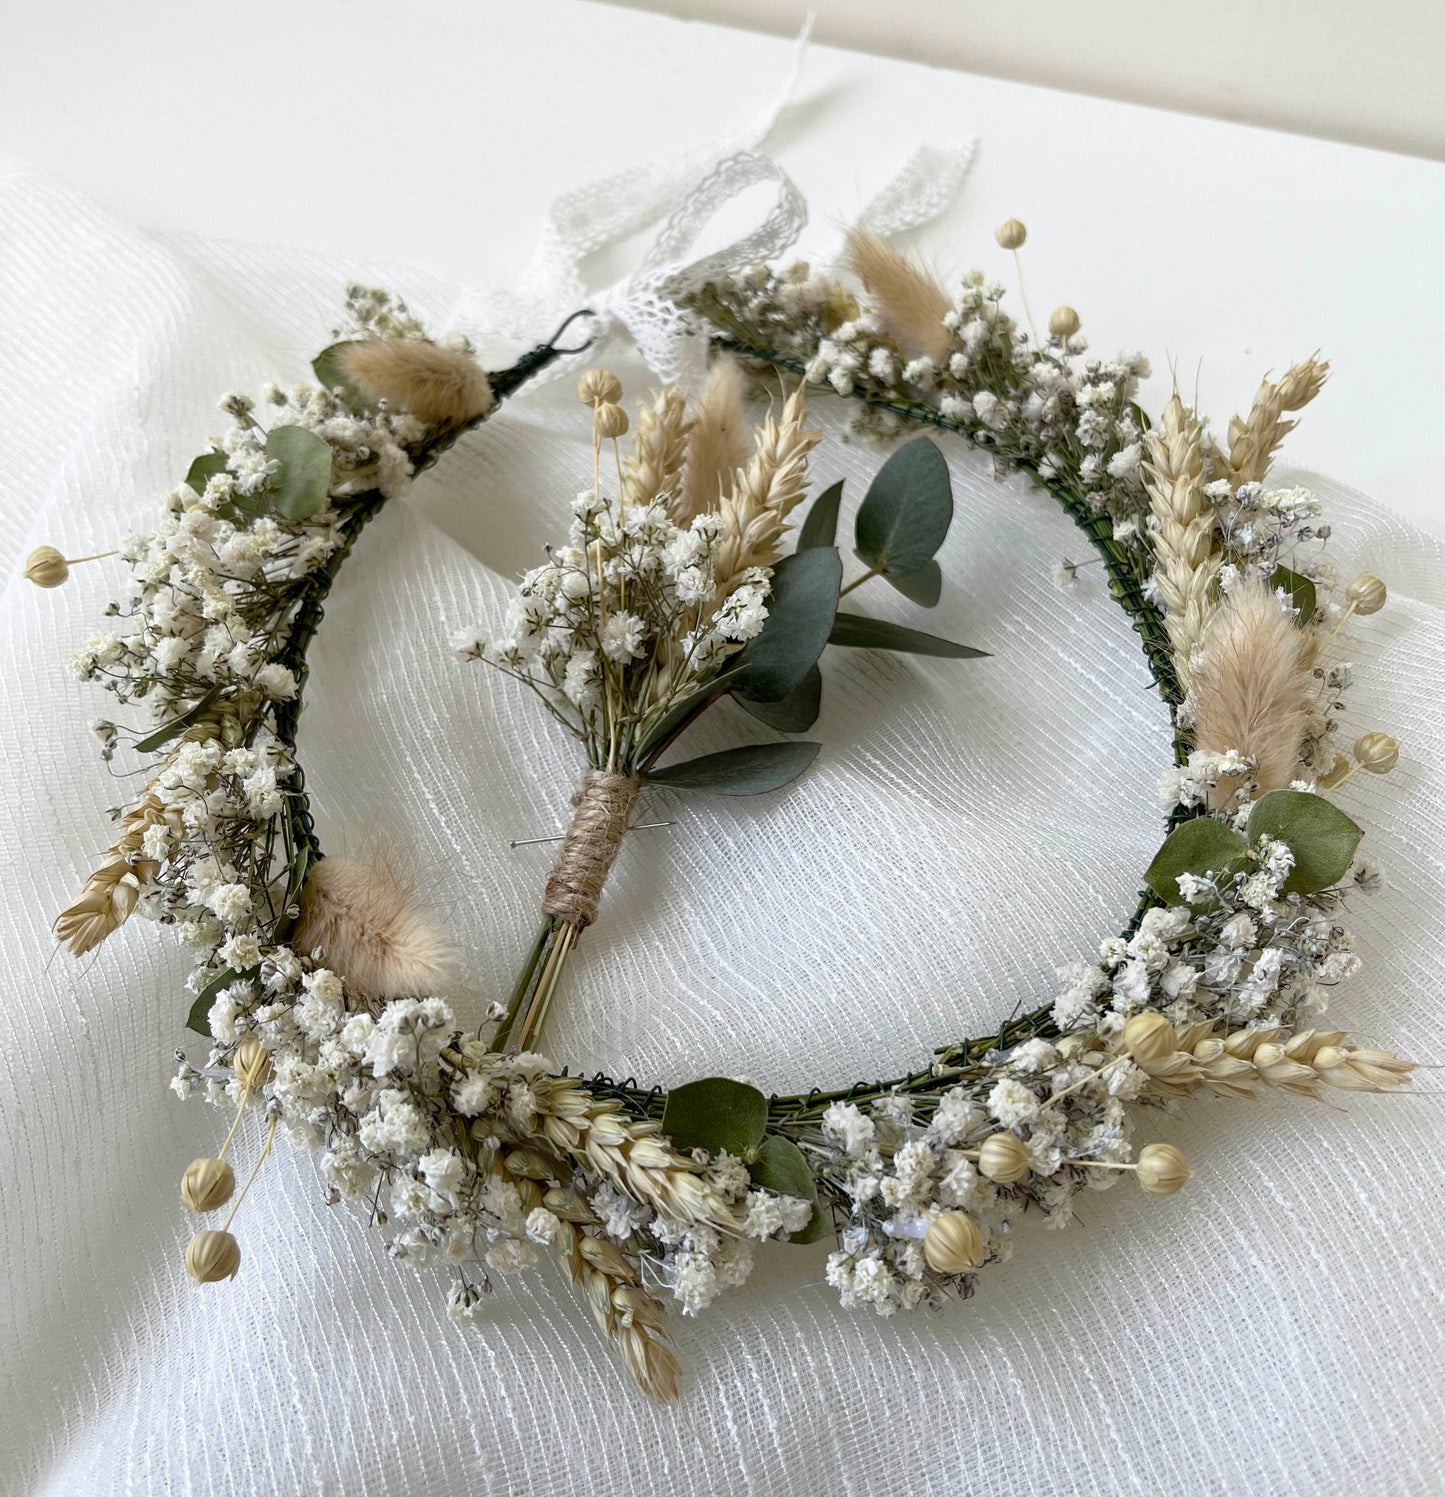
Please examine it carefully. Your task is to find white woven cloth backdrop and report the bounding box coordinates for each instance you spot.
[2,154,1443,1496]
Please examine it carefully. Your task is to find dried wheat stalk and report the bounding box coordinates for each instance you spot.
[710,386,820,600]
[1125,1022,1415,1101]
[1144,394,1219,688]
[55,789,172,955]
[510,1164,681,1402]
[624,387,692,512]
[1215,355,1329,488]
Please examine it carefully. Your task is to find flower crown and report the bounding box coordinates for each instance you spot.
[33,223,1412,1402]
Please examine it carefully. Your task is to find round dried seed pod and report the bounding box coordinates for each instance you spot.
[1353,732,1399,774]
[923,1210,983,1273]
[1048,305,1081,339]
[185,1229,241,1283]
[977,1133,1032,1184]
[994,218,1027,250]
[577,369,623,405]
[181,1156,236,1213]
[1135,1143,1190,1196]
[25,546,70,588]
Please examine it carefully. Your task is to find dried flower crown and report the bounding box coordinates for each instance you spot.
[35,223,1414,1403]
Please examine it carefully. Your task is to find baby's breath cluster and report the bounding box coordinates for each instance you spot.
[687,252,1154,565]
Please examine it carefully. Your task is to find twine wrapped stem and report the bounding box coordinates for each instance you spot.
[542,771,643,930]
[494,771,642,1054]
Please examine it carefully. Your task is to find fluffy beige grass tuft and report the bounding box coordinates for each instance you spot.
[677,358,751,522]
[845,229,952,362]
[1190,577,1318,799]
[292,856,454,1000]
[340,340,494,429]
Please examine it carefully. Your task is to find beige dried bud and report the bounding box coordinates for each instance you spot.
[503,1147,558,1180]
[578,1233,639,1282]
[611,1283,667,1332]
[1135,1143,1190,1196]
[994,218,1027,251]
[542,1187,598,1224]
[923,1211,983,1274]
[976,1132,1032,1184]
[25,545,69,588]
[593,401,630,440]
[1048,305,1081,338]
[233,1036,272,1090]
[181,1156,235,1213]
[618,1323,680,1403]
[185,1229,241,1283]
[1121,1012,1178,1070]
[1353,732,1400,774]
[1345,573,1387,615]
[577,369,623,405]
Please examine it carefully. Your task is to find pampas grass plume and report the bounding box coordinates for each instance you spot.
[844,229,952,362]
[292,856,454,999]
[340,340,494,429]
[1190,577,1318,798]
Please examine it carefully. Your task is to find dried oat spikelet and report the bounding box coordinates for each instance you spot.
[1144,394,1219,689]
[512,1171,681,1402]
[1217,355,1330,487]
[339,339,494,428]
[845,229,952,362]
[677,359,750,522]
[624,387,692,512]
[710,386,821,600]
[1129,1023,1416,1101]
[291,857,453,999]
[1190,576,1318,798]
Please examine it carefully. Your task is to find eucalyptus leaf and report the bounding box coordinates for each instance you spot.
[797,480,845,551]
[648,740,820,795]
[661,1077,768,1157]
[266,425,334,522]
[748,1134,829,1244]
[730,546,842,703]
[1143,817,1249,904]
[829,613,986,659]
[312,341,372,414]
[186,963,260,1035]
[1270,564,1317,625]
[1247,788,1361,894]
[133,686,222,755]
[882,558,943,608]
[735,664,821,732]
[184,450,228,496]
[854,437,953,576]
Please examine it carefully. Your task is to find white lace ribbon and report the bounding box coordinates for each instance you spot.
[450,22,977,382]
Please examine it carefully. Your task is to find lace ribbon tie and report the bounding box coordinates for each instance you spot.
[541,770,643,929]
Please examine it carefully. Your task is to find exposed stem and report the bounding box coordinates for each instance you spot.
[839,567,881,598]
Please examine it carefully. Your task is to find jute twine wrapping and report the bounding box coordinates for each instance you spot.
[542,771,642,929]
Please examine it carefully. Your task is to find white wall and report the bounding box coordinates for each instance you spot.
[613,0,1445,160]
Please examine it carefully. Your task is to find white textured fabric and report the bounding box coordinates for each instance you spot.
[3,155,1444,1497]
